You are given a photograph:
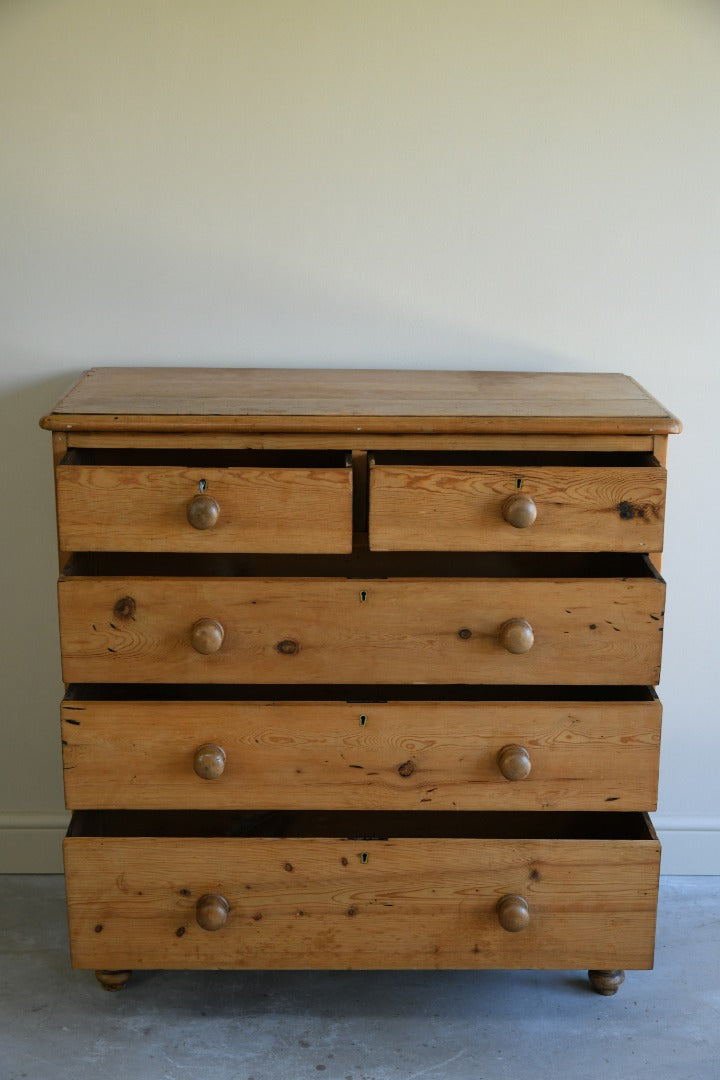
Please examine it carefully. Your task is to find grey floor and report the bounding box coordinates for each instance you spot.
[1,876,718,1080]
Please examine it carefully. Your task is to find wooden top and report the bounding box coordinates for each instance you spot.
[40,368,681,435]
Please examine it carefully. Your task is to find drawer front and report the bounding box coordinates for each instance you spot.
[62,698,661,811]
[369,460,666,552]
[58,576,665,685]
[63,827,660,970]
[56,462,353,553]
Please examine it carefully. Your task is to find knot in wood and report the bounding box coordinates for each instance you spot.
[113,596,136,620]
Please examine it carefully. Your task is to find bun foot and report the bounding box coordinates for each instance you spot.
[95,969,133,992]
[588,969,625,996]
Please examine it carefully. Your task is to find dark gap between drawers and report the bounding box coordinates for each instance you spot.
[62,550,662,579]
[64,684,658,702]
[62,449,352,468]
[370,451,661,468]
[67,809,656,842]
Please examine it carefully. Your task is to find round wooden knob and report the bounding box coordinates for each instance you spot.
[499,618,534,654]
[496,894,530,932]
[187,493,220,530]
[193,743,226,780]
[191,618,225,654]
[502,494,537,529]
[497,744,532,781]
[195,893,229,931]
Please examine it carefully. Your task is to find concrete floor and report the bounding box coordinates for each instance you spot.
[1,876,718,1080]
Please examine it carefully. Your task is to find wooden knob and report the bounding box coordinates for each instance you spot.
[193,743,226,779]
[187,493,220,530]
[195,893,229,931]
[496,894,530,932]
[191,618,225,654]
[499,618,534,654]
[497,744,532,781]
[502,494,537,529]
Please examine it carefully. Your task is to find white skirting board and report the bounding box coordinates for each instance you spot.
[653,817,720,876]
[0,813,718,875]
[0,813,69,873]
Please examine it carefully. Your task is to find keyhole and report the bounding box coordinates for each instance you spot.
[359,590,368,603]
[199,478,207,493]
[515,477,523,490]
[359,714,367,727]
[360,852,369,864]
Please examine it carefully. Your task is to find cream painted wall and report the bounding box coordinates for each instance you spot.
[1,1,718,872]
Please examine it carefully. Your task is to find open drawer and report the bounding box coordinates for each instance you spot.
[58,552,666,685]
[64,809,660,971]
[369,451,666,552]
[55,449,353,553]
[61,685,661,812]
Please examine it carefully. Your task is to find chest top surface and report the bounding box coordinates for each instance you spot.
[40,368,680,435]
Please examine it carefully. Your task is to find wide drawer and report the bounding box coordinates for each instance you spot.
[369,451,666,552]
[58,553,665,685]
[61,688,661,811]
[55,450,353,553]
[64,810,660,971]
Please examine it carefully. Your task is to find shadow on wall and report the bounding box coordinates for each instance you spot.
[0,370,83,811]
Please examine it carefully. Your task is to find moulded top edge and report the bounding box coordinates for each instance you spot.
[39,369,682,435]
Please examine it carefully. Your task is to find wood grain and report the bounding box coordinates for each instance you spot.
[41,367,678,984]
[52,432,70,573]
[61,697,662,811]
[57,574,665,685]
[40,369,682,435]
[56,464,352,553]
[370,462,666,552]
[649,436,669,572]
[65,431,656,452]
[63,830,660,970]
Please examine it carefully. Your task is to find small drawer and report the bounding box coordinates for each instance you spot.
[58,552,665,685]
[61,687,661,812]
[56,449,353,553]
[64,809,660,971]
[369,451,666,552]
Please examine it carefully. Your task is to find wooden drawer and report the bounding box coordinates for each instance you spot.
[61,689,661,812]
[58,553,665,685]
[63,810,660,971]
[55,450,353,553]
[369,451,666,552]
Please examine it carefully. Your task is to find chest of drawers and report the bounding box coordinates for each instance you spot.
[41,368,680,995]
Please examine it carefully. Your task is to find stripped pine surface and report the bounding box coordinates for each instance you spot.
[58,575,666,685]
[56,463,352,553]
[41,369,681,435]
[61,697,662,812]
[370,460,666,552]
[63,431,657,452]
[63,827,660,970]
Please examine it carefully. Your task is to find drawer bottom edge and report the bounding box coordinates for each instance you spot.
[70,956,656,972]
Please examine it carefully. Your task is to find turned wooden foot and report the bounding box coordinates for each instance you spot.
[588,969,625,996]
[95,969,133,992]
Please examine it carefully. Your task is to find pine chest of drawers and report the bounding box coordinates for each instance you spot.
[41,368,680,995]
